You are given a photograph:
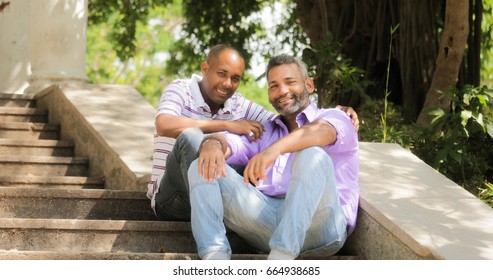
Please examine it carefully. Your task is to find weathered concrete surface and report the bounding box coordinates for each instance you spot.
[0,187,156,221]
[34,84,155,191]
[0,218,255,255]
[344,142,493,260]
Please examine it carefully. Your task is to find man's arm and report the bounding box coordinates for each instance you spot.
[156,114,265,141]
[243,119,336,186]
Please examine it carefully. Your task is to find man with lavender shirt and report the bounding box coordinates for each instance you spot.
[188,54,359,260]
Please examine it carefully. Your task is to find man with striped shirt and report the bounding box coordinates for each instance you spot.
[147,44,359,221]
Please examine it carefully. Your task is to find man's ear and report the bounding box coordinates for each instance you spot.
[200,61,209,74]
[305,77,315,93]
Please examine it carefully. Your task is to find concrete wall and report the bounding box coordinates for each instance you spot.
[0,0,30,93]
[0,0,87,94]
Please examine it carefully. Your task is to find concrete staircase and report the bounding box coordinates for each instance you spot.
[1,93,357,260]
[0,93,259,260]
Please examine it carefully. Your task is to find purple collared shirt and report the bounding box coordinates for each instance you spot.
[225,102,360,233]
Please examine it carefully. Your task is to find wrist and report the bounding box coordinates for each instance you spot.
[199,137,227,154]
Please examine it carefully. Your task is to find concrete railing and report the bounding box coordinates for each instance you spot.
[34,83,155,191]
[32,84,493,259]
[344,142,493,259]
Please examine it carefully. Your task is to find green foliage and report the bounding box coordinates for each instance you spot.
[359,85,493,206]
[302,33,371,108]
[358,100,415,148]
[413,85,493,190]
[381,25,400,143]
[479,181,493,208]
[238,75,275,114]
[481,0,493,87]
[164,0,267,77]
[88,0,173,61]
[87,4,181,107]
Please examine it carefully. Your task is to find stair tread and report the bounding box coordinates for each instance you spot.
[0,175,103,184]
[0,122,58,130]
[0,187,145,199]
[0,107,47,114]
[0,155,88,164]
[0,250,359,260]
[0,138,73,147]
[0,93,34,100]
[0,217,190,231]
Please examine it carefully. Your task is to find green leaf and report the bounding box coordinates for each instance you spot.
[486,121,493,138]
[460,110,472,126]
[426,108,445,116]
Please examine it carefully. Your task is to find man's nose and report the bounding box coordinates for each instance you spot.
[222,78,232,88]
[279,84,290,94]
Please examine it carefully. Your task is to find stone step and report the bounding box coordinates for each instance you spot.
[0,93,35,108]
[0,251,261,260]
[0,155,89,177]
[0,250,359,260]
[0,175,104,189]
[0,139,74,156]
[0,218,255,255]
[0,187,155,221]
[0,122,59,140]
[0,107,48,123]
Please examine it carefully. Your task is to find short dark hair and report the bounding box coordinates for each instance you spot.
[207,44,244,62]
[266,54,308,79]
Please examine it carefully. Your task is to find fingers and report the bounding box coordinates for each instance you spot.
[336,105,360,132]
[198,153,226,182]
[248,123,265,142]
[353,117,360,132]
[243,157,267,186]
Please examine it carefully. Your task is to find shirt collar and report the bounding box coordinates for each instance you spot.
[190,74,207,108]
[190,74,233,114]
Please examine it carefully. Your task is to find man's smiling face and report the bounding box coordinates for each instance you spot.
[200,49,245,107]
[267,63,313,116]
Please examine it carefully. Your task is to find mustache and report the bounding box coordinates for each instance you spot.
[273,93,296,104]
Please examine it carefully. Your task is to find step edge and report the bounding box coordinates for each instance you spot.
[0,175,104,184]
[0,218,191,232]
[0,139,73,147]
[0,187,147,200]
[0,155,89,164]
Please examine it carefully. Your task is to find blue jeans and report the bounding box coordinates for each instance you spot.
[188,147,347,258]
[155,128,204,221]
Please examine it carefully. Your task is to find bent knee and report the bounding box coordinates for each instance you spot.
[179,127,203,140]
[295,147,333,168]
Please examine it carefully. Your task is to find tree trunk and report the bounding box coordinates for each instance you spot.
[417,0,469,125]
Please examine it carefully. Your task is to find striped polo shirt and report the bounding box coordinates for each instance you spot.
[147,74,275,210]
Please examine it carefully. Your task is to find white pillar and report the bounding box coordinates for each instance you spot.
[25,0,88,94]
[0,0,30,94]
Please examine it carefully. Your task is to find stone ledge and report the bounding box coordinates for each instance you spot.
[34,83,155,191]
[345,142,493,259]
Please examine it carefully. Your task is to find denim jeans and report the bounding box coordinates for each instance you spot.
[154,127,204,221]
[188,146,347,258]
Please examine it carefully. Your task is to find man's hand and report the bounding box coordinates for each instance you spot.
[243,147,280,186]
[226,120,265,142]
[336,105,360,132]
[198,139,226,182]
